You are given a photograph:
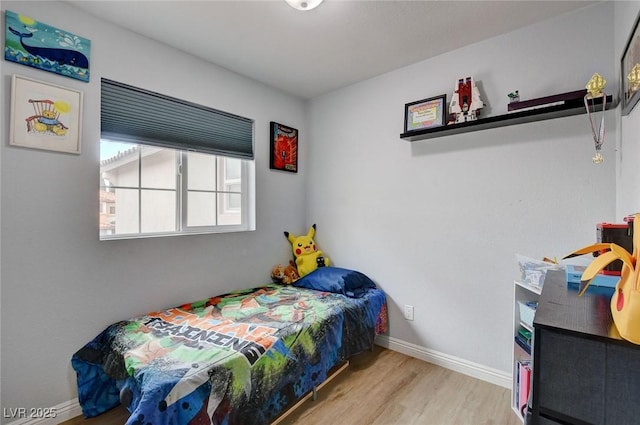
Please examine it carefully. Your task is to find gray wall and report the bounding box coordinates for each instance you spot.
[0,1,308,415]
[2,0,640,420]
[306,2,618,374]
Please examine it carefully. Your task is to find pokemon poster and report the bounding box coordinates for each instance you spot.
[270,122,298,173]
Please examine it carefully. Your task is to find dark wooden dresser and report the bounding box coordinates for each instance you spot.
[530,270,640,424]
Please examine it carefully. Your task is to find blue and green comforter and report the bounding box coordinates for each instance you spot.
[72,278,387,425]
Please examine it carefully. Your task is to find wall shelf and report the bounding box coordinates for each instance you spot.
[400,95,614,142]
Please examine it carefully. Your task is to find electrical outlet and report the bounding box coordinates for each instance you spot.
[404,304,414,321]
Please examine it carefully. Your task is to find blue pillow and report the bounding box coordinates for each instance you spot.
[293,267,376,298]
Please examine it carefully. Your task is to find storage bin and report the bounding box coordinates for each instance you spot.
[518,301,537,328]
[517,254,557,287]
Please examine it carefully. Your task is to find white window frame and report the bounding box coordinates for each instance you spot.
[99,140,254,240]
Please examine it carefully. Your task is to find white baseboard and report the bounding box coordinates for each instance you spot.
[375,335,511,389]
[5,399,82,425]
[7,336,509,425]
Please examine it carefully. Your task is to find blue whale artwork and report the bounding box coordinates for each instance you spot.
[4,10,90,82]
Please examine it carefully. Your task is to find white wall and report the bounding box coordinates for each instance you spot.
[0,1,308,417]
[615,1,640,217]
[307,2,617,374]
[3,0,640,419]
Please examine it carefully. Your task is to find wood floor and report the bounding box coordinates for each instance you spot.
[61,346,521,425]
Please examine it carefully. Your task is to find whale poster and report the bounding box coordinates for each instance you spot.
[5,10,91,82]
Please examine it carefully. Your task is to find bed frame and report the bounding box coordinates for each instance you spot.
[271,360,350,424]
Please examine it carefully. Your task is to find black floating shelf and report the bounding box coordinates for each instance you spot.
[400,95,614,142]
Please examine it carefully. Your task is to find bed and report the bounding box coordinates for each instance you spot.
[71,267,387,425]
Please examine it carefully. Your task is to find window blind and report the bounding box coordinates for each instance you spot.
[101,78,254,160]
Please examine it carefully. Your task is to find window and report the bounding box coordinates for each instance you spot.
[99,78,255,240]
[100,141,251,239]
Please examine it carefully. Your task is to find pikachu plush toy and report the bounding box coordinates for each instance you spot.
[284,224,330,277]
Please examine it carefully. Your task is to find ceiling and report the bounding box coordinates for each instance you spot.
[67,0,598,100]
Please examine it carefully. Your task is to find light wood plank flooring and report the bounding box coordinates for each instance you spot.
[61,346,521,425]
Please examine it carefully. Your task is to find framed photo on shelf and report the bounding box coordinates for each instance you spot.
[270,121,298,173]
[621,10,640,116]
[10,74,83,154]
[404,94,447,133]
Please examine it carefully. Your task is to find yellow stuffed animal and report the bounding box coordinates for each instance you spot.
[284,224,330,277]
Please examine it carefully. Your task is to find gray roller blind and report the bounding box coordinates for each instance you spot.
[101,78,254,159]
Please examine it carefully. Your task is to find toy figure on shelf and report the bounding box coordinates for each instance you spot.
[508,90,520,103]
[450,76,484,123]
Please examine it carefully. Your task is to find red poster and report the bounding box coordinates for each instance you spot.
[270,122,298,173]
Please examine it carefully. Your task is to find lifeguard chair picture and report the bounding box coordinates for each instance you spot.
[26,98,69,136]
[10,74,83,154]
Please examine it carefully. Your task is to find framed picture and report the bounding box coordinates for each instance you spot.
[4,10,91,82]
[270,122,298,173]
[621,10,640,116]
[404,94,447,132]
[10,74,83,154]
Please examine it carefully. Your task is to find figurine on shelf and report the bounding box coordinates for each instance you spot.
[450,76,484,123]
[508,90,520,103]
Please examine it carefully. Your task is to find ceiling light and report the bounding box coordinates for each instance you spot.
[285,0,323,11]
